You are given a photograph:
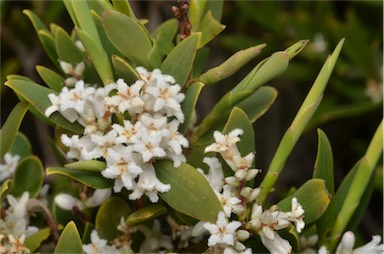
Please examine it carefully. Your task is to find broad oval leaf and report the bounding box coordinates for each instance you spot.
[0,101,29,158]
[54,221,83,254]
[1,180,13,202]
[13,156,44,198]
[5,79,84,134]
[155,160,222,223]
[103,10,152,67]
[126,204,167,226]
[161,33,200,87]
[47,167,113,189]
[25,228,51,253]
[151,18,178,40]
[65,160,106,172]
[36,65,64,92]
[277,179,331,224]
[180,82,204,134]
[96,197,130,240]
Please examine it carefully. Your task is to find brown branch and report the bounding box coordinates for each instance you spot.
[172,0,191,41]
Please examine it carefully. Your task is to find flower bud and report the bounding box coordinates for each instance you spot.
[237,230,250,241]
[240,187,253,199]
[235,169,247,180]
[225,176,240,187]
[245,169,260,181]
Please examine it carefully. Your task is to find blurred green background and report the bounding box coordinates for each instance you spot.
[1,0,382,245]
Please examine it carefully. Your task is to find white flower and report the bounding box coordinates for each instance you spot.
[204,212,242,247]
[112,120,141,145]
[0,153,20,182]
[132,132,166,163]
[128,164,170,203]
[205,129,243,165]
[217,185,243,217]
[61,134,95,160]
[59,61,86,87]
[83,230,118,254]
[333,231,384,254]
[198,157,224,192]
[138,219,173,253]
[54,188,111,211]
[287,197,305,233]
[102,147,143,192]
[259,230,292,254]
[138,113,168,135]
[8,234,30,254]
[87,130,119,159]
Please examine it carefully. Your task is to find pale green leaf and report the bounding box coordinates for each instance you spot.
[36,65,64,92]
[126,204,167,226]
[55,27,84,66]
[13,156,44,198]
[65,160,106,172]
[180,82,204,134]
[111,55,140,84]
[25,228,51,253]
[54,221,83,254]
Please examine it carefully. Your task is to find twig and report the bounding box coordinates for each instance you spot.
[172,0,191,41]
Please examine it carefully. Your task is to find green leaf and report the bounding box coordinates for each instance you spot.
[236,86,278,123]
[37,30,60,69]
[82,222,95,243]
[257,39,344,203]
[198,44,264,85]
[5,79,84,134]
[196,11,225,48]
[151,19,178,41]
[1,180,13,202]
[10,132,32,159]
[222,107,255,161]
[126,204,167,226]
[103,10,152,67]
[112,0,136,18]
[161,33,200,87]
[277,179,331,224]
[22,10,48,31]
[55,27,84,66]
[25,228,51,253]
[65,160,106,172]
[180,82,204,134]
[36,65,64,92]
[54,221,83,254]
[13,156,44,198]
[313,129,334,195]
[76,28,114,85]
[87,0,113,17]
[189,0,207,29]
[155,160,222,223]
[47,167,113,189]
[0,101,29,158]
[111,55,140,84]
[96,197,130,240]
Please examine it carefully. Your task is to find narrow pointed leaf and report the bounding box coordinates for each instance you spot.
[5,79,84,134]
[47,167,113,189]
[277,179,331,224]
[155,160,222,223]
[65,160,106,172]
[313,129,334,195]
[103,10,152,66]
[0,101,29,158]
[22,10,48,31]
[96,197,130,241]
[55,27,84,66]
[161,33,200,87]
[76,28,114,85]
[36,65,64,92]
[54,221,83,254]
[37,30,60,69]
[257,39,345,203]
[189,0,207,30]
[197,10,225,48]
[180,82,204,134]
[126,204,167,226]
[13,156,44,198]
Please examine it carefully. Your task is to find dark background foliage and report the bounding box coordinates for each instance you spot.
[1,0,382,245]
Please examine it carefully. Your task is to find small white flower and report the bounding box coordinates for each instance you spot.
[132,132,166,163]
[129,164,170,203]
[217,185,243,217]
[8,234,30,254]
[138,219,173,253]
[0,153,20,182]
[54,188,111,211]
[333,231,384,254]
[83,230,118,254]
[204,212,242,247]
[288,197,305,233]
[112,120,141,145]
[198,157,224,192]
[259,230,292,254]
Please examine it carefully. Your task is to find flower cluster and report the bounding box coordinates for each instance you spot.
[0,192,37,254]
[199,129,305,254]
[45,67,188,203]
